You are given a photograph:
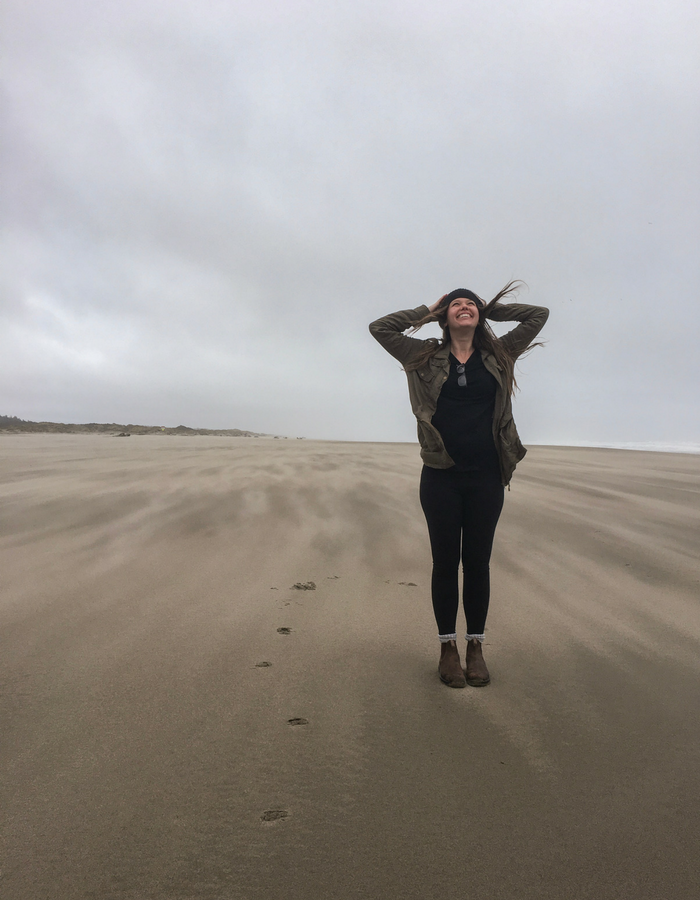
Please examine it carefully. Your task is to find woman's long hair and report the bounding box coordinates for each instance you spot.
[406,280,540,396]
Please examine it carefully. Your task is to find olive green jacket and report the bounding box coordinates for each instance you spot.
[369,302,549,486]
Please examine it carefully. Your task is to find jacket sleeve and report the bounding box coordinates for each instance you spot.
[368,305,434,367]
[485,303,549,358]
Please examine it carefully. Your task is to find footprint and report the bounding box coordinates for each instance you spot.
[291,581,316,591]
[270,587,278,590]
[277,627,292,635]
[398,582,417,586]
[261,809,289,822]
[287,717,309,726]
[327,575,340,580]
[255,661,272,667]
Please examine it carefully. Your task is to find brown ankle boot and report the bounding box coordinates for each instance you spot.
[465,638,490,686]
[438,641,467,688]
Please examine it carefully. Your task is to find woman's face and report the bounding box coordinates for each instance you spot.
[445,297,479,330]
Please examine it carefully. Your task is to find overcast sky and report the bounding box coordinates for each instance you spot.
[2,0,699,447]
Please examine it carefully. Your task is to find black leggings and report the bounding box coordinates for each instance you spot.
[419,465,504,636]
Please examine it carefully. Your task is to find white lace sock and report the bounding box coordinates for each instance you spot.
[438,633,458,643]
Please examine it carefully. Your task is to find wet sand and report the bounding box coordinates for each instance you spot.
[1,435,699,899]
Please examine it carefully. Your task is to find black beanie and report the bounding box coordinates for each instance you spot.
[441,288,484,308]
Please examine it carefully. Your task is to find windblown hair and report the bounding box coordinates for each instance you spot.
[406,280,541,396]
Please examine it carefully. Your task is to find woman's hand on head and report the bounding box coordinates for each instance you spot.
[428,295,448,317]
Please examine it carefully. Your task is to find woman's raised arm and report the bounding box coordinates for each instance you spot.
[484,302,549,358]
[369,305,437,366]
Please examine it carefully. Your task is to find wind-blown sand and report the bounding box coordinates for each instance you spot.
[1,435,699,899]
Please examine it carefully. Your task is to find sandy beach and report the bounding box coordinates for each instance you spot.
[1,435,699,899]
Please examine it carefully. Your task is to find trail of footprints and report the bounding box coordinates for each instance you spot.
[258,575,339,824]
[257,574,421,823]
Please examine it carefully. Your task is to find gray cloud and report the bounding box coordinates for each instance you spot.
[2,0,699,444]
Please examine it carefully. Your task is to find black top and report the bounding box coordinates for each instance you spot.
[431,352,500,475]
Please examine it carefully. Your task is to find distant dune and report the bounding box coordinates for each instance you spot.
[0,415,270,437]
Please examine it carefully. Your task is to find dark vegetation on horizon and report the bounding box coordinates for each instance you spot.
[0,415,266,437]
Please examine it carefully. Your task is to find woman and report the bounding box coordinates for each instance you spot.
[369,282,548,688]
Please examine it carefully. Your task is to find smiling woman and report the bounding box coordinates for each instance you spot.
[369,281,549,688]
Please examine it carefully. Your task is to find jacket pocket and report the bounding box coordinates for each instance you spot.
[417,420,444,453]
[499,416,526,460]
[416,365,436,383]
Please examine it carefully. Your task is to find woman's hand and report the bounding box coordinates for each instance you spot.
[427,295,448,317]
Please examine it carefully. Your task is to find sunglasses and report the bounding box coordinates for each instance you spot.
[456,364,467,388]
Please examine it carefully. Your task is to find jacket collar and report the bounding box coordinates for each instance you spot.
[433,342,501,369]
[481,350,504,386]
[433,342,504,387]
[432,342,451,362]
